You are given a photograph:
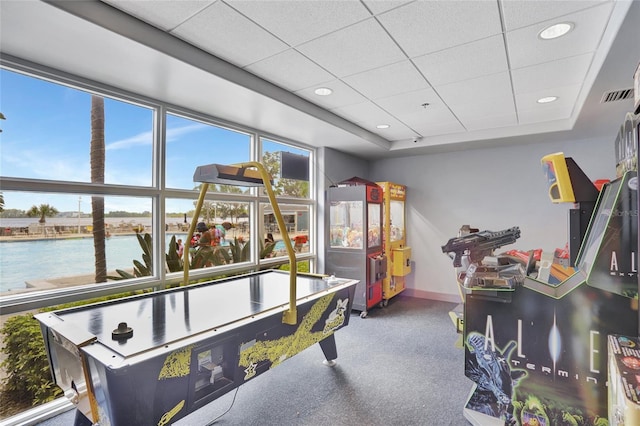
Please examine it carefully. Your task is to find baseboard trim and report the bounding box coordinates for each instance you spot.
[403,288,462,304]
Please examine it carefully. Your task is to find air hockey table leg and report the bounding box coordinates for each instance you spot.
[319,334,338,366]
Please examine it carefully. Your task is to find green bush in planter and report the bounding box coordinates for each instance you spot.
[0,314,62,406]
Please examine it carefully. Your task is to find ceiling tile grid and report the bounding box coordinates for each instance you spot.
[296,18,407,78]
[412,35,509,87]
[224,0,373,46]
[505,2,615,69]
[500,0,612,31]
[342,60,431,101]
[375,0,504,58]
[294,79,369,110]
[93,0,633,150]
[243,49,335,92]
[104,0,215,31]
[170,1,290,67]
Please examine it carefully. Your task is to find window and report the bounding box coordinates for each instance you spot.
[0,60,316,422]
[165,113,251,191]
[261,138,311,199]
[0,69,153,186]
[0,191,154,292]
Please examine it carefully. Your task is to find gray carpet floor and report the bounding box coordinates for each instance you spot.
[38,296,472,425]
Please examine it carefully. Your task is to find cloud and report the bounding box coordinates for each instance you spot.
[106,123,208,151]
[106,130,153,151]
[166,122,208,142]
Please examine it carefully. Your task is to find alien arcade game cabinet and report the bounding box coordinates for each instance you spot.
[453,155,638,425]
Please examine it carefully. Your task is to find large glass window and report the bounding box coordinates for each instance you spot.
[0,61,316,423]
[165,113,250,191]
[261,138,311,199]
[261,202,311,257]
[0,192,154,293]
[0,69,154,186]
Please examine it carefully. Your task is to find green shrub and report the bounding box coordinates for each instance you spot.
[0,314,62,406]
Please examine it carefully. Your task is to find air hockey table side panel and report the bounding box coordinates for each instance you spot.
[38,272,357,426]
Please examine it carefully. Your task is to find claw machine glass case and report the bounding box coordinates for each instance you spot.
[377,182,411,304]
[326,177,386,317]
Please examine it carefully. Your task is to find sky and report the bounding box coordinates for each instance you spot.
[0,68,307,214]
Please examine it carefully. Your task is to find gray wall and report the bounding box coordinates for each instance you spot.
[366,136,617,302]
[302,135,615,302]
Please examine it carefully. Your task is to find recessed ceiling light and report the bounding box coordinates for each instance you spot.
[314,87,333,96]
[537,96,558,104]
[538,22,574,40]
[376,124,390,129]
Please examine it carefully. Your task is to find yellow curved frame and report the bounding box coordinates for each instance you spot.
[183,161,298,325]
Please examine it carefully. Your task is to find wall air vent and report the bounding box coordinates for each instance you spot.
[600,88,634,103]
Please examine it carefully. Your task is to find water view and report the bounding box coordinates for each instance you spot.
[0,234,187,293]
[0,234,291,293]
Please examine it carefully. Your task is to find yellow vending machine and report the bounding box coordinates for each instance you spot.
[377,182,411,305]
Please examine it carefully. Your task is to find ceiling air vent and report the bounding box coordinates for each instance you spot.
[601,88,634,103]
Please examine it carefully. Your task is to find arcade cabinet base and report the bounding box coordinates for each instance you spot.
[608,334,640,425]
[463,385,503,426]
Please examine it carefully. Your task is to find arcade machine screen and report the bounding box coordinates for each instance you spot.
[575,171,637,299]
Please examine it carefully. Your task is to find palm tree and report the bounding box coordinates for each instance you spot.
[90,95,107,283]
[0,192,4,213]
[27,204,59,223]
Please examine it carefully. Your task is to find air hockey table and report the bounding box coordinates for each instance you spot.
[35,270,358,426]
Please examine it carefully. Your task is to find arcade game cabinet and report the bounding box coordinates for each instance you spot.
[326,177,386,318]
[607,111,640,426]
[376,181,411,305]
[443,150,638,426]
[541,152,599,266]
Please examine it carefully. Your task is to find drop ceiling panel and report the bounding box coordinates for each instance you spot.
[404,111,464,137]
[296,19,407,78]
[102,0,215,31]
[451,94,516,120]
[461,112,518,131]
[515,84,582,119]
[331,102,415,139]
[295,79,368,109]
[244,49,334,92]
[506,2,615,69]
[511,53,593,94]
[411,120,466,138]
[413,35,509,87]
[171,1,289,67]
[225,0,372,46]
[500,0,610,31]
[377,0,503,58]
[331,101,398,125]
[361,0,414,16]
[436,72,514,109]
[342,60,430,100]
[518,104,577,125]
[374,88,442,118]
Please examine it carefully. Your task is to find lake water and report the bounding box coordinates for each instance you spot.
[0,233,189,293]
[0,234,288,292]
